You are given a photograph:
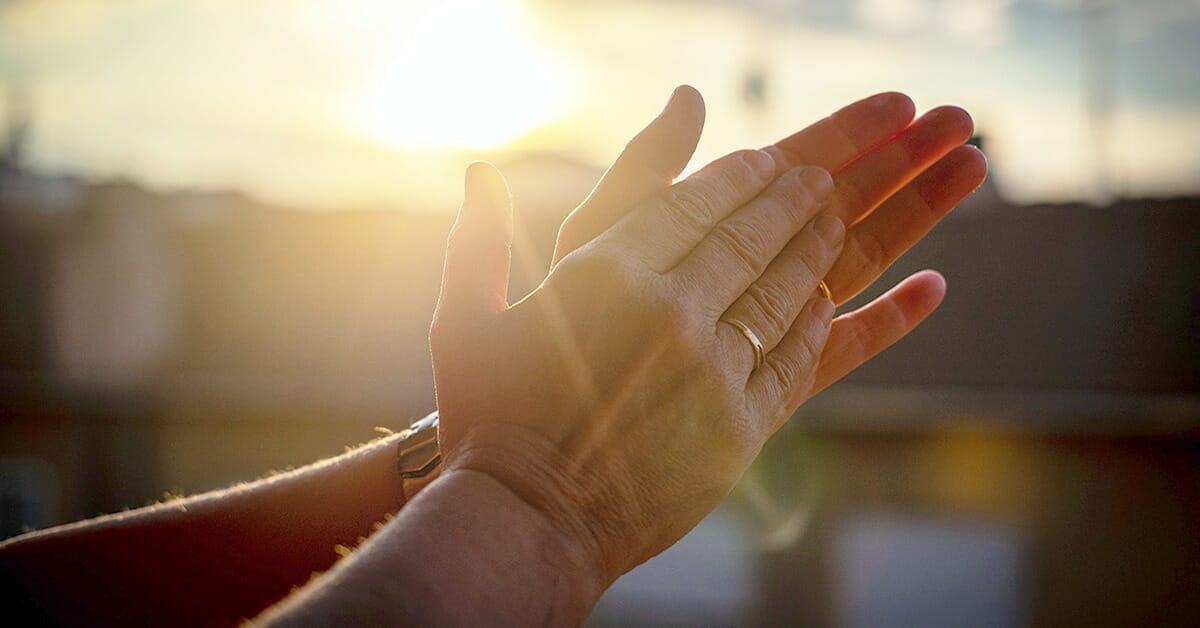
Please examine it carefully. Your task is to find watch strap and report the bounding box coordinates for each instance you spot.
[396,411,442,503]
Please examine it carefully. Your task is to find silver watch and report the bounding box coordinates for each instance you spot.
[396,411,442,502]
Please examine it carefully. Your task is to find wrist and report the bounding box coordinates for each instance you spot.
[444,422,617,584]
[259,466,608,626]
[435,468,609,623]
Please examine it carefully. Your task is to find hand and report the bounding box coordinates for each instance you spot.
[431,153,843,584]
[554,86,987,395]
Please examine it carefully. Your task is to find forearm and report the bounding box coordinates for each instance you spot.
[0,429,413,625]
[257,469,607,627]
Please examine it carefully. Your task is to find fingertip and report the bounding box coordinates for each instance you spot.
[799,165,834,200]
[672,84,702,102]
[913,145,990,213]
[836,91,916,133]
[812,211,845,245]
[868,91,916,119]
[740,148,777,180]
[662,84,705,126]
[673,84,704,111]
[919,268,946,292]
[924,105,975,140]
[460,162,513,241]
[957,145,990,194]
[465,160,498,184]
[907,269,947,312]
[628,86,705,181]
[959,144,990,179]
[463,161,511,218]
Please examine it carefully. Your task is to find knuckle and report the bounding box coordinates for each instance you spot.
[845,313,874,359]
[746,281,792,335]
[721,150,764,186]
[771,170,815,208]
[657,200,704,245]
[855,227,891,271]
[795,240,827,282]
[662,184,718,231]
[712,220,769,277]
[763,353,801,395]
[839,175,870,214]
[890,138,920,174]
[796,325,826,365]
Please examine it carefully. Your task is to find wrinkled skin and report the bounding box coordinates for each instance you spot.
[430,87,986,584]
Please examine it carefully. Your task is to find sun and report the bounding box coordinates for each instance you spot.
[352,0,573,151]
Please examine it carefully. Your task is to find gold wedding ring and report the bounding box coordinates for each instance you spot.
[721,318,765,371]
[817,280,832,301]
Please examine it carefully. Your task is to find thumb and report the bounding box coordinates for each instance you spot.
[552,85,705,265]
[435,161,513,324]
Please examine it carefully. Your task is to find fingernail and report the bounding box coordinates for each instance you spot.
[464,161,510,212]
[661,86,685,116]
[813,298,835,322]
[812,213,844,244]
[800,166,833,200]
[743,149,776,179]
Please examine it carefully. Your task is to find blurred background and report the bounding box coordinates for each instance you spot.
[0,0,1197,626]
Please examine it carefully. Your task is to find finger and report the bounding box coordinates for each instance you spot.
[813,270,947,394]
[553,85,705,266]
[745,297,837,431]
[558,91,912,269]
[608,148,776,269]
[829,105,975,227]
[675,166,833,308]
[764,91,916,175]
[433,162,513,324]
[826,145,987,303]
[716,213,844,365]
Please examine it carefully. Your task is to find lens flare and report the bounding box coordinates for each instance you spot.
[352,0,573,150]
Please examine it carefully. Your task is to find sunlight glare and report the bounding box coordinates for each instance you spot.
[352,0,572,150]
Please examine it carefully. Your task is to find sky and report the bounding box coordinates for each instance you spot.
[0,0,1198,210]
